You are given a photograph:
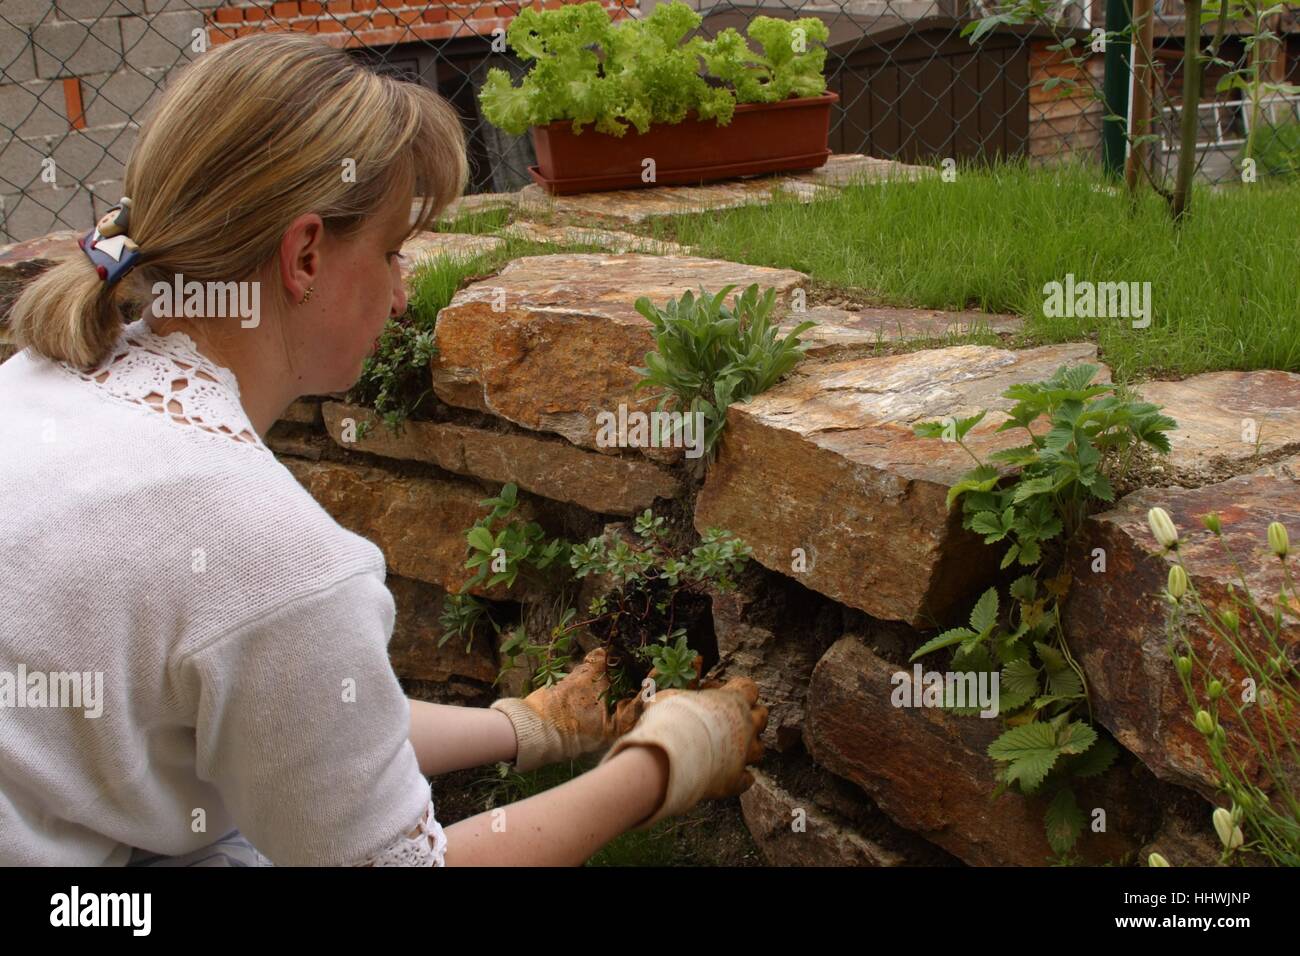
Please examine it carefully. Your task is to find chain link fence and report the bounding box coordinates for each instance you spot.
[2,0,1297,243]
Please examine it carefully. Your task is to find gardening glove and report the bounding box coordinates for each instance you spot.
[490,647,644,772]
[598,676,767,831]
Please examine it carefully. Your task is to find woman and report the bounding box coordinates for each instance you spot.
[0,32,765,867]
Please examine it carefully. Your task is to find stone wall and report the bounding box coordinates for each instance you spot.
[2,159,1296,866]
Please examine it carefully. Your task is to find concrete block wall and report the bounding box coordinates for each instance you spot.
[0,0,224,241]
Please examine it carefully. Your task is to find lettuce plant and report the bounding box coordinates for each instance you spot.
[478,1,830,137]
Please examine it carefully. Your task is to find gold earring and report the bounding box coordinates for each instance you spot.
[300,286,314,305]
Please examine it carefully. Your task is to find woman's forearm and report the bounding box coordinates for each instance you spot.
[408,699,518,776]
[441,744,669,866]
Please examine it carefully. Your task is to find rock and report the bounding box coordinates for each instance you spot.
[804,636,1158,866]
[694,342,1104,626]
[0,230,80,322]
[386,574,499,686]
[1064,469,1300,799]
[707,566,841,751]
[279,398,321,426]
[1137,371,1300,484]
[282,458,545,601]
[739,768,904,866]
[399,231,504,276]
[322,402,679,516]
[514,154,932,227]
[777,304,1022,359]
[432,192,519,222]
[497,221,692,256]
[265,424,323,461]
[429,253,806,454]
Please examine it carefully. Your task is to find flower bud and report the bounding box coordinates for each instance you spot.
[1148,507,1179,550]
[1230,802,1244,825]
[1148,852,1170,867]
[1221,608,1239,633]
[1268,521,1289,559]
[1208,679,1223,700]
[1167,565,1188,600]
[1202,512,1222,535]
[1195,710,1215,735]
[1213,807,1234,848]
[1176,656,1192,678]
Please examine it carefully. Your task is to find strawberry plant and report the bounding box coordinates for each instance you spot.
[911,363,1177,860]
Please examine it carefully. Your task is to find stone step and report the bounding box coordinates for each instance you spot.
[693,341,1104,627]
[429,252,808,454]
[320,401,680,517]
[1064,459,1300,799]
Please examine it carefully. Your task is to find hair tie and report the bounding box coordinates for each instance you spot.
[80,197,140,286]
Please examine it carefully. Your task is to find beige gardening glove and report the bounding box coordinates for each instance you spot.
[598,676,768,830]
[490,647,643,772]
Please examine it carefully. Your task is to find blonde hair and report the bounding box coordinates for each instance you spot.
[8,32,468,368]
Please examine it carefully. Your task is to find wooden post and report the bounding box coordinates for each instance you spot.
[1125,0,1156,194]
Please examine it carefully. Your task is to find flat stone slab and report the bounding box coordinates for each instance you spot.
[386,575,499,689]
[283,458,545,601]
[399,231,504,275]
[497,221,693,256]
[429,253,807,454]
[739,768,904,867]
[515,154,932,227]
[322,402,680,516]
[694,341,1104,626]
[805,637,1157,866]
[778,304,1022,358]
[430,191,519,223]
[0,230,80,324]
[1065,467,1300,799]
[1136,370,1300,484]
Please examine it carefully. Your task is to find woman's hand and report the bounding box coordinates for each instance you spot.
[489,647,644,772]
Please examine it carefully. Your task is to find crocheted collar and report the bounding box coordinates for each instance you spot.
[126,317,244,399]
[63,316,266,451]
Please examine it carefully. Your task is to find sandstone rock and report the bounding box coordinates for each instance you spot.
[399,231,504,276]
[804,636,1158,866]
[777,304,1021,359]
[429,253,806,454]
[322,402,679,516]
[497,220,692,256]
[432,192,518,222]
[386,574,499,686]
[279,398,321,426]
[265,424,323,461]
[707,566,841,751]
[1064,469,1300,799]
[739,768,904,866]
[514,155,932,227]
[282,458,544,601]
[1137,371,1300,484]
[694,342,1104,626]
[0,230,80,322]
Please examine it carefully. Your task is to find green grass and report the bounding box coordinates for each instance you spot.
[639,159,1300,381]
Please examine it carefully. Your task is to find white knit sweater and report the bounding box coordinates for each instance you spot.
[0,319,445,866]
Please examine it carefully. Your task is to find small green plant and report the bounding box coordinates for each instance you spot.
[1157,509,1300,866]
[632,283,815,468]
[911,363,1177,859]
[440,483,753,698]
[1248,119,1300,178]
[348,318,437,432]
[478,1,829,137]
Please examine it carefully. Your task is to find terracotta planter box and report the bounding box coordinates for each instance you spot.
[527,91,839,195]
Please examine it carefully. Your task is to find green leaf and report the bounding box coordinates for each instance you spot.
[1065,735,1119,778]
[988,722,1062,793]
[1045,787,1085,855]
[969,587,999,634]
[909,627,976,661]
